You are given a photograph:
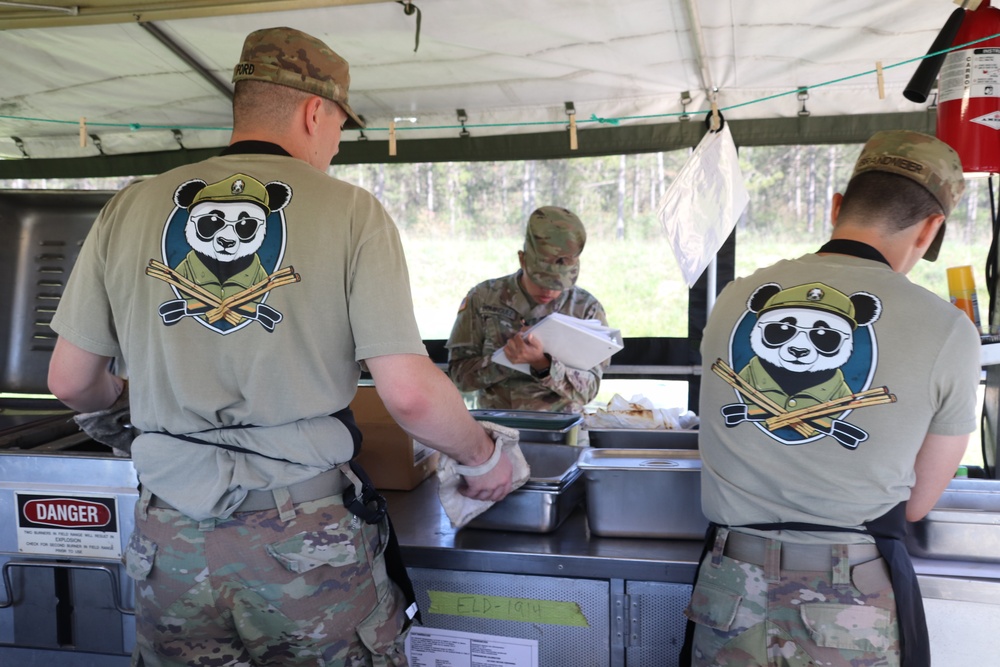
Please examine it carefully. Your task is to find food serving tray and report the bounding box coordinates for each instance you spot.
[577,448,707,539]
[466,442,584,533]
[471,409,583,445]
[906,478,1000,563]
[587,428,698,450]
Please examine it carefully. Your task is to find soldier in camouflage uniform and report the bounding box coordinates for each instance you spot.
[446,206,609,413]
[48,26,515,667]
[685,130,979,667]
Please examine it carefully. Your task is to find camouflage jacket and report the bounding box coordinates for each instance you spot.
[445,271,608,413]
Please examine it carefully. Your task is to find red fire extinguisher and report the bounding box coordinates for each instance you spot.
[936,0,1000,173]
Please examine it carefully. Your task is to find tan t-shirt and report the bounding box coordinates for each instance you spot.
[698,252,981,543]
[51,152,427,518]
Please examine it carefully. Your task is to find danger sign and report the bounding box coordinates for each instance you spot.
[22,497,112,528]
[16,493,122,560]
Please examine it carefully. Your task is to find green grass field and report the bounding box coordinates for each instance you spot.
[403,232,993,340]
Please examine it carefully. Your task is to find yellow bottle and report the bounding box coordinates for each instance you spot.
[946,265,982,333]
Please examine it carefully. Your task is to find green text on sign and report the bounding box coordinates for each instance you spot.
[426,590,589,627]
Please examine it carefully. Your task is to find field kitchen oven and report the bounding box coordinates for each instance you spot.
[0,189,136,666]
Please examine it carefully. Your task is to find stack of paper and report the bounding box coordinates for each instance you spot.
[492,313,623,374]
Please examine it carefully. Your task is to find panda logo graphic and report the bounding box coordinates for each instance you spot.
[713,281,895,450]
[145,173,299,334]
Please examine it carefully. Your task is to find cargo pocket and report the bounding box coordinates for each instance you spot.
[356,583,410,667]
[265,526,359,574]
[684,581,742,631]
[800,603,896,655]
[122,530,156,581]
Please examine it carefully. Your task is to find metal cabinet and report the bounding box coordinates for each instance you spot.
[408,567,612,666]
[409,567,693,667]
[618,581,691,667]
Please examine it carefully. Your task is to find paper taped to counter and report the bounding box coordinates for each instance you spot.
[585,393,700,430]
[492,313,623,373]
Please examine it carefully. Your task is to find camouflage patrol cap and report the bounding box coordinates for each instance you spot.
[851,129,965,261]
[190,174,271,212]
[522,207,587,290]
[759,283,857,329]
[232,26,365,130]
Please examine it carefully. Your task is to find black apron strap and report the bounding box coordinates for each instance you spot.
[343,460,421,627]
[864,502,929,667]
[147,407,363,461]
[679,522,718,667]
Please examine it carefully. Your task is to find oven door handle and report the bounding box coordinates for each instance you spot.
[1,559,135,615]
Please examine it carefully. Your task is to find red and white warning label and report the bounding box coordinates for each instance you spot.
[16,493,122,559]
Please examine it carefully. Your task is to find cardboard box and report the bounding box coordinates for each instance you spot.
[350,385,439,491]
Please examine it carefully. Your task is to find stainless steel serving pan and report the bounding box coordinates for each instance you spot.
[586,428,698,450]
[578,448,707,539]
[466,442,584,533]
[906,478,1000,563]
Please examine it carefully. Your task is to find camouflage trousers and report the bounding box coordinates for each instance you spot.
[684,528,900,667]
[124,487,411,666]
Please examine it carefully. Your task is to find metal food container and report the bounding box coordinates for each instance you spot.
[466,442,584,533]
[577,449,707,539]
[470,409,583,445]
[586,428,698,450]
[906,478,1000,563]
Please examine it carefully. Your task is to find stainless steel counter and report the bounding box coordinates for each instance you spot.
[385,476,1000,598]
[386,475,704,584]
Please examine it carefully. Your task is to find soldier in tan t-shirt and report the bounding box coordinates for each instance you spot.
[47,26,515,667]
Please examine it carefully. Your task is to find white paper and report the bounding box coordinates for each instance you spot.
[491,313,623,373]
[658,123,749,288]
[406,626,539,667]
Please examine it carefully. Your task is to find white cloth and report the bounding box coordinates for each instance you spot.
[437,422,530,528]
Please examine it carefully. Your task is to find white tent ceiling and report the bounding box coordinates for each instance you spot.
[0,0,966,165]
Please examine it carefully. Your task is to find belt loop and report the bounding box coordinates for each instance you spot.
[764,538,781,581]
[710,527,729,568]
[341,462,364,501]
[832,544,851,587]
[273,487,295,523]
[137,486,152,520]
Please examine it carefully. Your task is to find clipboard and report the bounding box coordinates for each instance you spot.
[492,313,623,373]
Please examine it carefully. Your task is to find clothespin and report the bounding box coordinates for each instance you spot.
[389,120,397,157]
[679,91,692,122]
[565,102,577,151]
[709,100,721,132]
[79,117,87,148]
[876,61,886,100]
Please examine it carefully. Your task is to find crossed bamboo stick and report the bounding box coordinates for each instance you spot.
[146,259,301,325]
[711,358,895,436]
